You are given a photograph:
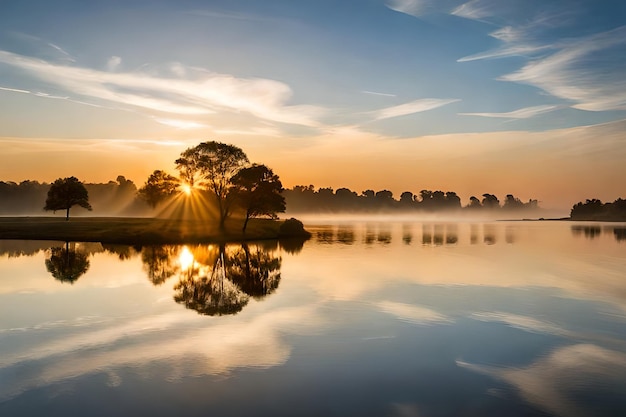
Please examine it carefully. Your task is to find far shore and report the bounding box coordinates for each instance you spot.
[0,217,310,245]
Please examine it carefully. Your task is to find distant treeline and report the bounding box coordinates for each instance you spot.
[0,176,146,216]
[283,186,539,213]
[570,198,626,221]
[1,178,540,216]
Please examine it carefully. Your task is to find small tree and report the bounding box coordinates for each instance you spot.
[230,164,286,232]
[138,170,180,208]
[44,177,92,220]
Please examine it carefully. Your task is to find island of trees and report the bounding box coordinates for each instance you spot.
[570,198,626,221]
[0,141,308,243]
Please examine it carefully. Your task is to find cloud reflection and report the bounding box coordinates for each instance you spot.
[377,301,453,325]
[0,305,323,402]
[458,343,626,417]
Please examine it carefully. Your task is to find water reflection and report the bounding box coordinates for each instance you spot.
[470,224,479,244]
[45,242,90,284]
[402,224,412,245]
[1,221,625,417]
[141,245,181,286]
[571,225,602,239]
[377,225,392,244]
[38,240,286,316]
[422,224,432,245]
[310,223,528,247]
[139,242,285,316]
[173,249,250,316]
[337,226,355,245]
[102,243,137,260]
[445,224,458,245]
[0,240,61,257]
[483,224,496,245]
[571,224,626,241]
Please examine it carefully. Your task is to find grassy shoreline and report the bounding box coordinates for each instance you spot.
[0,217,310,244]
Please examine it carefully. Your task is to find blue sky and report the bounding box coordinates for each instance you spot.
[0,0,625,209]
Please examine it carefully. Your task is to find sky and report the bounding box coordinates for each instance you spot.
[0,0,625,211]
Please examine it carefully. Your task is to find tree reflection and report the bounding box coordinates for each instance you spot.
[229,244,281,298]
[571,225,602,239]
[45,242,90,284]
[278,237,306,254]
[173,247,249,316]
[445,224,458,245]
[337,226,355,245]
[141,245,180,286]
[164,242,283,316]
[402,224,412,245]
[102,244,136,260]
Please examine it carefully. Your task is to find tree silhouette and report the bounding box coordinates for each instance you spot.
[138,170,180,208]
[482,193,500,209]
[230,164,286,232]
[176,141,249,229]
[44,177,92,220]
[45,242,90,283]
[467,196,481,209]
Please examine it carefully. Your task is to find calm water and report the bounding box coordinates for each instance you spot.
[1,221,625,417]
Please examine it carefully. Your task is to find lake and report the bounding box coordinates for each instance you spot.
[1,220,625,417]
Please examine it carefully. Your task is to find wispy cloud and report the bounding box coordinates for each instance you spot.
[0,86,30,94]
[386,0,463,17]
[451,0,493,21]
[152,118,208,130]
[47,42,75,62]
[453,0,626,112]
[372,98,460,120]
[361,90,397,97]
[459,105,558,119]
[457,44,554,62]
[0,49,327,127]
[500,26,626,111]
[386,0,424,17]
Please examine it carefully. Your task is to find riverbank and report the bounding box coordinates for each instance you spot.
[0,217,310,244]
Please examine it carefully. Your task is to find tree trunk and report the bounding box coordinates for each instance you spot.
[66,207,70,221]
[242,213,250,233]
[216,197,226,230]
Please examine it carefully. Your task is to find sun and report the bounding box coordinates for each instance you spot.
[180,183,193,196]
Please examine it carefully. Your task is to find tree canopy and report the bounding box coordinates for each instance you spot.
[176,141,249,228]
[44,176,92,220]
[230,164,286,232]
[138,170,180,208]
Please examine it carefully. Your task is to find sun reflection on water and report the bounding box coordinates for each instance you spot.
[178,246,195,271]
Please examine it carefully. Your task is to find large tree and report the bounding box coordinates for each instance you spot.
[44,177,92,220]
[175,141,249,229]
[138,170,180,208]
[230,164,286,232]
